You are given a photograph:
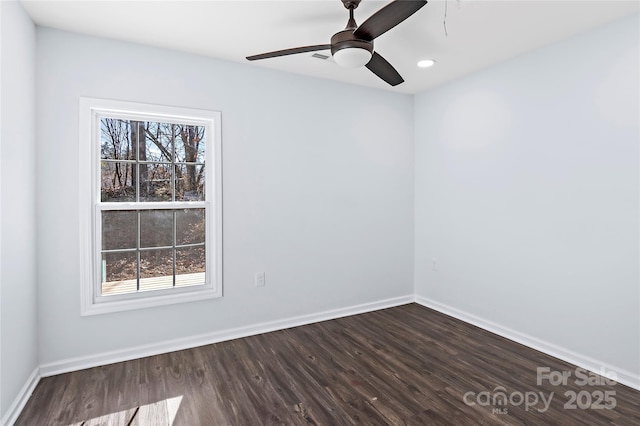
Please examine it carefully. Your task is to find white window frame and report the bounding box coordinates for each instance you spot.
[79,98,222,316]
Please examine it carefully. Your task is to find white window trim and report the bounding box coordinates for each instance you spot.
[79,97,223,316]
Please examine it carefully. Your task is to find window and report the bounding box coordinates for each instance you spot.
[79,98,222,315]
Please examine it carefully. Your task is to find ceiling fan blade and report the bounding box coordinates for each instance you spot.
[354,0,428,41]
[366,52,404,86]
[246,44,331,61]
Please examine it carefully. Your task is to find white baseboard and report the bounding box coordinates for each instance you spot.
[40,295,414,377]
[414,296,640,391]
[1,367,40,426]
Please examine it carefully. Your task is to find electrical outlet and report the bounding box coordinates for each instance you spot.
[255,272,265,287]
[432,258,438,271]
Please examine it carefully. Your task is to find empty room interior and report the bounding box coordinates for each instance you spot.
[1,0,639,424]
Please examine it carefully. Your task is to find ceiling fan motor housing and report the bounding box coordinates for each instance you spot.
[330,29,373,62]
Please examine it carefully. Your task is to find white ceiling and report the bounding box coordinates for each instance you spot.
[21,0,639,94]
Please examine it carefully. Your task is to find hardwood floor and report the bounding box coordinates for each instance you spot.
[16,304,640,425]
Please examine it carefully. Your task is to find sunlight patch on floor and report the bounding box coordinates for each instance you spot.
[70,395,183,426]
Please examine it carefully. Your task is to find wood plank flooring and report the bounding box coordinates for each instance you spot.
[16,304,640,425]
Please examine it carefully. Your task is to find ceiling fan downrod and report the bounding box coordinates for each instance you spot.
[342,0,361,30]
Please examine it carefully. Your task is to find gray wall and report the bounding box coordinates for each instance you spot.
[0,0,38,419]
[414,15,639,376]
[35,28,415,365]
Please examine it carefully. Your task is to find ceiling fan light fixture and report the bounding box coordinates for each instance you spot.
[333,47,373,68]
[330,29,374,68]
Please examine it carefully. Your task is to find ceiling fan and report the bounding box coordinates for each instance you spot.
[246,0,428,87]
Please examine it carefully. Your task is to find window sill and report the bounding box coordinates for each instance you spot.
[80,286,220,316]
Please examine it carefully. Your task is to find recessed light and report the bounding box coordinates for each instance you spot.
[417,59,436,68]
